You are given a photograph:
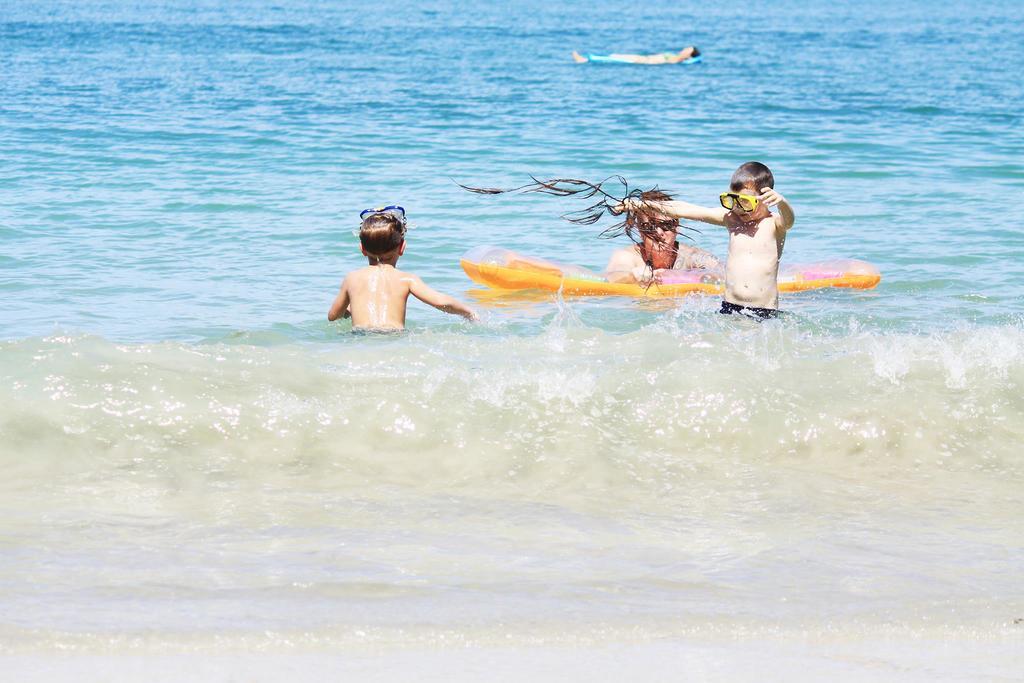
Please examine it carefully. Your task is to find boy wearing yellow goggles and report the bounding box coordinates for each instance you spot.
[719,191,761,213]
[615,161,796,317]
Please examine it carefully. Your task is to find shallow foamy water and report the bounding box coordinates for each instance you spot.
[2,324,1022,678]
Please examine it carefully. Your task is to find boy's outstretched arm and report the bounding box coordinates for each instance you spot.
[760,188,795,231]
[408,276,479,321]
[616,198,728,226]
[327,279,351,321]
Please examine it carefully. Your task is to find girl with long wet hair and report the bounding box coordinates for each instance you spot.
[460,177,721,285]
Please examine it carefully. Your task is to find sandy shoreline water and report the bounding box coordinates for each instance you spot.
[5,635,1024,682]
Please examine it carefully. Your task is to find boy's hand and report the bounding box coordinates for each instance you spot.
[759,188,786,208]
[610,197,643,216]
[762,187,795,230]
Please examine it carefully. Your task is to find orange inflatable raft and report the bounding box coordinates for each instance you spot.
[460,246,881,298]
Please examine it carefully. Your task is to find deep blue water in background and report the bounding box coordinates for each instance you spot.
[2,0,1023,340]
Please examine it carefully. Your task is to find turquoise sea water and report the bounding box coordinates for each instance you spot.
[2,1,1024,679]
[3,0,1023,339]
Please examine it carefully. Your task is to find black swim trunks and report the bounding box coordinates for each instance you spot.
[719,300,780,319]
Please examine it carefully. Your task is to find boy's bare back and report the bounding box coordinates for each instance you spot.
[328,208,477,331]
[330,264,476,331]
[333,265,414,330]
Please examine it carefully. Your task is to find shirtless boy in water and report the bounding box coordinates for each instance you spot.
[604,191,721,285]
[327,206,478,330]
[621,162,795,317]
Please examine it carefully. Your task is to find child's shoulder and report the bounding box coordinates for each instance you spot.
[391,267,422,284]
[747,214,780,231]
[342,266,376,285]
[348,265,420,283]
[764,213,788,233]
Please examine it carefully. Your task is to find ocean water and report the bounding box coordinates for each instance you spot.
[2,0,1023,679]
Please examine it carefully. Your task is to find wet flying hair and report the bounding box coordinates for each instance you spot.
[730,161,774,192]
[457,176,696,247]
[691,46,701,58]
[623,189,679,238]
[359,212,406,258]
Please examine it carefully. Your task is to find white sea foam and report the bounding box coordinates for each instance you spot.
[1,324,1022,671]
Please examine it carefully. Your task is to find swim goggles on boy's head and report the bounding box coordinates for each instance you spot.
[359,205,407,224]
[719,192,759,212]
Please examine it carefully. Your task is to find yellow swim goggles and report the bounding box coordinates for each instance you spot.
[719,192,759,212]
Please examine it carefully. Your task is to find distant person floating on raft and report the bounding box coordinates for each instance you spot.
[572,46,701,65]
